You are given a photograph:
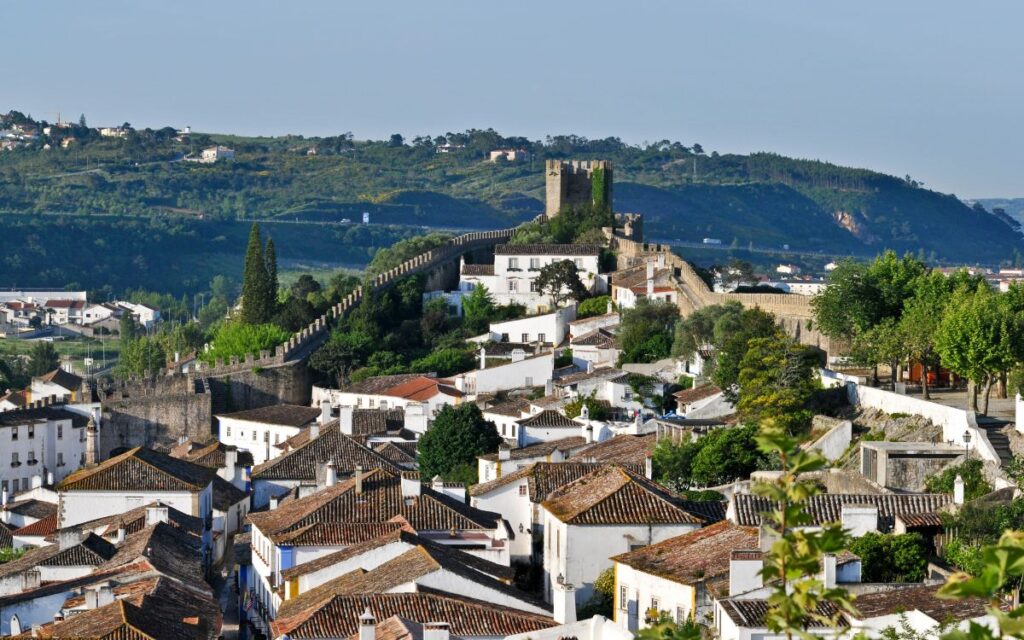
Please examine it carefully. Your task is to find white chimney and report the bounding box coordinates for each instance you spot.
[821,553,837,589]
[355,465,363,495]
[729,550,764,596]
[145,503,169,526]
[582,422,593,444]
[359,609,376,640]
[606,298,613,315]
[432,475,444,493]
[401,473,421,498]
[581,404,590,421]
[31,475,42,489]
[498,444,511,462]
[479,347,487,370]
[339,405,355,436]
[657,253,666,267]
[954,474,965,505]
[46,471,54,486]
[646,261,655,297]
[85,418,98,465]
[96,585,114,607]
[85,589,98,610]
[319,399,332,425]
[423,622,450,640]
[58,528,84,550]
[840,503,879,538]
[552,580,577,625]
[644,455,653,480]
[115,520,126,544]
[309,421,320,441]
[545,379,555,397]
[224,448,237,479]
[269,495,280,510]
[1,486,7,507]
[325,459,337,487]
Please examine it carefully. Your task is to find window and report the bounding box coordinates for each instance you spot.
[501,333,509,342]
[501,424,506,436]
[369,398,375,408]
[508,280,518,293]
[522,333,529,343]
[538,333,546,343]
[263,431,269,443]
[530,281,538,293]
[529,257,540,269]
[651,597,660,612]
[10,452,19,467]
[556,530,560,558]
[11,479,18,493]
[275,434,281,444]
[524,377,533,387]
[356,397,363,408]
[57,453,64,467]
[57,423,63,439]
[675,607,686,623]
[251,431,256,442]
[508,258,519,270]
[519,485,528,496]
[11,427,17,441]
[226,426,231,437]
[574,258,582,269]
[620,586,628,610]
[27,425,34,439]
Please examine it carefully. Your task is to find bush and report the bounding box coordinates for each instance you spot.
[848,532,927,582]
[925,458,991,501]
[564,392,609,420]
[577,567,614,619]
[201,321,290,364]
[417,404,501,482]
[578,295,613,318]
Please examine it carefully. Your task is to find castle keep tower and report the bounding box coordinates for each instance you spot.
[545,159,612,217]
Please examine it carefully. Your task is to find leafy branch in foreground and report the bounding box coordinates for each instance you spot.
[938,530,1024,640]
[753,420,856,639]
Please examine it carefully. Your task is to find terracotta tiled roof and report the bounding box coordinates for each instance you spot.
[248,469,504,538]
[471,461,639,501]
[373,441,418,466]
[99,522,205,587]
[554,367,629,386]
[478,436,586,463]
[517,410,577,429]
[673,384,722,404]
[895,512,944,528]
[57,447,213,492]
[283,410,406,451]
[36,367,83,391]
[169,439,254,469]
[494,244,602,256]
[0,389,27,408]
[0,532,116,577]
[217,403,322,427]
[346,615,465,640]
[341,374,427,395]
[611,521,758,591]
[482,397,533,418]
[384,377,464,401]
[271,522,405,546]
[44,501,203,544]
[0,522,12,548]
[542,466,714,526]
[731,493,954,530]
[211,475,248,511]
[609,264,673,290]
[251,423,399,481]
[12,512,58,538]
[0,406,88,428]
[718,599,844,630]
[271,592,554,640]
[461,264,495,276]
[852,584,998,620]
[575,434,657,466]
[571,328,617,348]
[4,499,58,520]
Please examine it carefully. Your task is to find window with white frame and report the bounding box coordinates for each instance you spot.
[508,280,518,293]
[509,258,519,270]
[620,585,628,610]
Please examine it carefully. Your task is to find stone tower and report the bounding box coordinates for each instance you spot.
[545,160,613,217]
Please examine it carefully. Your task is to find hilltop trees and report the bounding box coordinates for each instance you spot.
[241,224,278,325]
[619,299,680,364]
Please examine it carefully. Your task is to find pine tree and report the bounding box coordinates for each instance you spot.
[265,236,279,303]
[241,224,272,324]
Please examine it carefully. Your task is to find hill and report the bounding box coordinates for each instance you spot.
[2,115,1022,289]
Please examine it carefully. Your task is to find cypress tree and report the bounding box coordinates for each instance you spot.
[241,223,271,324]
[265,236,279,303]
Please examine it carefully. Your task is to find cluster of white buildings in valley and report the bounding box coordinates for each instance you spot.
[0,290,160,337]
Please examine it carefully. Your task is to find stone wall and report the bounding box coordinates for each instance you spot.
[101,387,211,457]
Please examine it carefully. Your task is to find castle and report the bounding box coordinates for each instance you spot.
[545,159,613,217]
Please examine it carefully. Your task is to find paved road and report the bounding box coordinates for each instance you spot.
[215,536,239,640]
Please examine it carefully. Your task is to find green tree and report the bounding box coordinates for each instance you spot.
[201,321,290,365]
[577,567,615,619]
[651,436,700,490]
[410,347,475,377]
[461,285,495,334]
[848,532,928,582]
[671,301,743,364]
[417,404,501,482]
[563,392,609,420]
[241,223,275,324]
[619,299,680,364]
[925,458,992,501]
[736,335,820,436]
[711,307,779,397]
[535,260,588,307]
[577,295,613,318]
[265,236,279,299]
[118,336,167,378]
[309,330,375,386]
[26,341,60,377]
[690,424,770,486]
[119,313,140,342]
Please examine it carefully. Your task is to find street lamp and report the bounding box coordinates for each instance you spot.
[963,430,972,459]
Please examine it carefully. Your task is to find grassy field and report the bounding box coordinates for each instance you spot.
[0,335,123,377]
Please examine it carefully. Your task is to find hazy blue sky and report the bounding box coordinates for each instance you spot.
[4,1,1021,196]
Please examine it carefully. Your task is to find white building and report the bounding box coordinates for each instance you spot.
[0,405,94,495]
[198,145,235,163]
[454,352,554,397]
[540,466,718,607]
[553,368,641,417]
[217,404,323,466]
[98,126,129,138]
[609,262,677,310]
[114,301,161,329]
[314,374,463,420]
[29,368,84,403]
[81,303,117,325]
[41,299,85,325]
[476,436,587,483]
[570,328,620,370]
[487,306,577,347]
[775,264,801,275]
[489,148,530,162]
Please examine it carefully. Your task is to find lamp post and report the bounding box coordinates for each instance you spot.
[963,429,972,459]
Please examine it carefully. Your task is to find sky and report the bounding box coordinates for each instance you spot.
[3,1,1022,197]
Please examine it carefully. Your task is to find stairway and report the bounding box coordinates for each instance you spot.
[976,417,1014,467]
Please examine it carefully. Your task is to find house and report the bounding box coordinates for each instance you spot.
[486,306,577,347]
[575,433,657,469]
[98,126,130,138]
[571,328,620,370]
[81,302,118,325]
[55,447,213,566]
[727,493,953,535]
[245,467,512,626]
[553,368,640,417]
[515,410,595,447]
[41,299,86,325]
[611,521,759,631]
[453,352,555,397]
[506,615,634,640]
[0,390,27,412]
[489,148,530,162]
[476,436,587,483]
[436,142,465,153]
[540,466,725,607]
[715,596,843,640]
[2,497,57,533]
[170,438,254,490]
[114,301,161,329]
[0,404,92,493]
[678,345,714,379]
[609,262,677,309]
[568,310,619,337]
[198,145,235,163]
[315,374,463,419]
[471,462,636,562]
[34,501,203,549]
[248,420,401,508]
[672,384,729,419]
[217,404,324,465]
[844,584,999,638]
[29,368,84,402]
[459,245,605,312]
[776,264,801,275]
[481,397,536,440]
[0,530,117,593]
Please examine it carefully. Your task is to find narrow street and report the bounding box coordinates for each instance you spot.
[214,535,239,640]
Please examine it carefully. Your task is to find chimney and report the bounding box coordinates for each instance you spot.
[606,298,613,315]
[657,253,666,267]
[840,503,879,538]
[325,459,337,487]
[582,422,593,444]
[586,360,594,374]
[145,503,169,525]
[423,622,451,640]
[644,455,653,480]
[498,444,511,462]
[544,379,554,397]
[224,448,237,479]
[1,486,7,507]
[31,475,42,489]
[646,261,655,297]
[954,474,965,505]
[479,347,487,370]
[339,405,355,436]
[631,411,643,435]
[85,418,98,465]
[821,553,837,589]
[729,550,764,596]
[552,580,577,625]
[96,585,114,607]
[355,465,364,495]
[46,471,54,486]
[401,473,421,499]
[432,475,444,493]
[22,570,40,592]
[309,421,320,441]
[85,589,98,610]
[581,404,590,422]
[269,494,280,510]
[58,528,84,550]
[319,399,332,425]
[758,524,779,552]
[359,609,377,640]
[115,520,126,544]
[53,613,63,624]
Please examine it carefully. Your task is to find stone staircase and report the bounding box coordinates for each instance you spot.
[976,416,1014,467]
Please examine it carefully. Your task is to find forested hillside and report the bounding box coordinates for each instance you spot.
[2,112,1022,292]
